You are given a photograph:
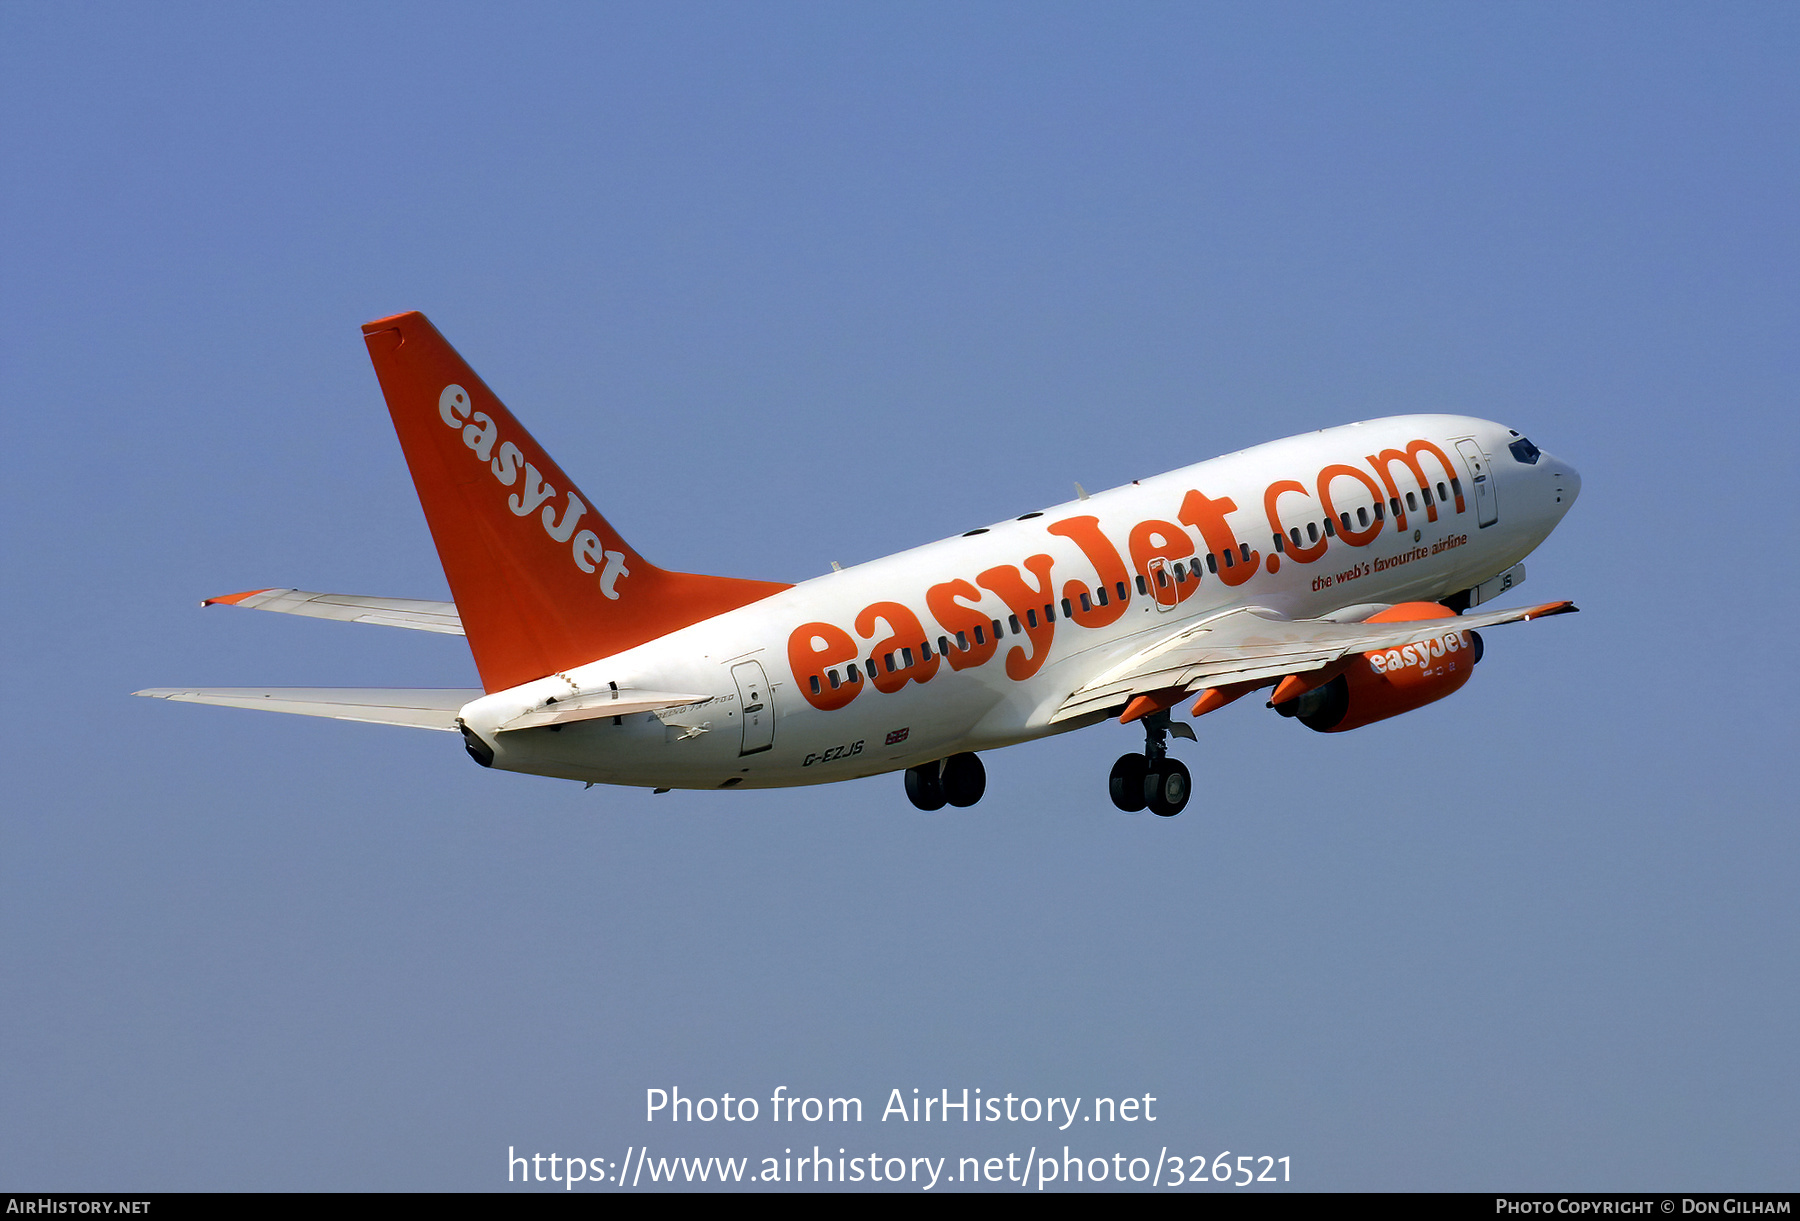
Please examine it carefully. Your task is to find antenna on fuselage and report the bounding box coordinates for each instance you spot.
[1074,482,1089,501]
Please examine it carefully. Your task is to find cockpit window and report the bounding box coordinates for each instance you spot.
[1509,437,1542,464]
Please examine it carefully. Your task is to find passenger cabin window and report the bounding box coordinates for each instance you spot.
[828,670,841,689]
[1026,609,1039,628]
[1373,502,1384,521]
[1357,507,1369,527]
[1221,549,1234,568]
[1389,497,1401,516]
[1307,523,1319,543]
[972,625,985,646]
[1451,476,1463,499]
[883,653,896,673]
[1173,566,1186,584]
[1339,512,1352,531]
[1323,517,1336,537]
[937,636,950,656]
[1273,532,1286,553]
[1422,487,1433,506]
[866,659,878,678]
[810,675,822,695]
[1406,492,1418,512]
[1095,585,1109,607]
[1134,575,1148,595]
[1206,553,1218,574]
[994,618,1007,640]
[920,640,933,660]
[1062,598,1075,618]
[1044,603,1055,623]
[1080,592,1092,612]
[1436,481,1448,502]
[1188,560,1202,580]
[1116,581,1129,601]
[900,647,914,667]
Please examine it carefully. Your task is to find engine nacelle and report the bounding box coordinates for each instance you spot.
[1276,623,1484,733]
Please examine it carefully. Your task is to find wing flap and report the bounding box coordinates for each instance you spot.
[1052,600,1576,723]
[132,687,481,731]
[203,589,464,635]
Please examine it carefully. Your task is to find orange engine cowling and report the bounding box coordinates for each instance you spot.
[1276,605,1484,733]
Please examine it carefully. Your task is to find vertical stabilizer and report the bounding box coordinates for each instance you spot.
[362,312,790,693]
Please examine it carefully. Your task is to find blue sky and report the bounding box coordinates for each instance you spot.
[3,2,1795,1190]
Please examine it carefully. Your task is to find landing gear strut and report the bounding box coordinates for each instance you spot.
[905,752,986,810]
[1109,710,1192,817]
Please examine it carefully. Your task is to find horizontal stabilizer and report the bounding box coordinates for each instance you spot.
[132,687,481,731]
[497,690,713,732]
[203,589,463,635]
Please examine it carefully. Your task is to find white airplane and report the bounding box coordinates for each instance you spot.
[138,311,1581,816]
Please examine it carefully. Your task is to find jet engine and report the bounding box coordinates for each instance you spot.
[1274,604,1485,733]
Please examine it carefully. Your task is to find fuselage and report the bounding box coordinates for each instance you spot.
[460,415,1579,789]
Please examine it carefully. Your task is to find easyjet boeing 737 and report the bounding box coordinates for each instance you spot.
[139,312,1581,816]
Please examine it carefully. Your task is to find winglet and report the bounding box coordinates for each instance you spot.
[201,588,279,608]
[1520,599,1577,620]
[360,312,792,692]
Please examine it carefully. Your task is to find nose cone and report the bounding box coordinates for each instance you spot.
[1544,453,1581,514]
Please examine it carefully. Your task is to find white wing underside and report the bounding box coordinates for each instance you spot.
[132,688,482,731]
[1052,600,1576,724]
[203,588,464,634]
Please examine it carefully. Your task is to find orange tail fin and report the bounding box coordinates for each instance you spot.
[362,312,790,693]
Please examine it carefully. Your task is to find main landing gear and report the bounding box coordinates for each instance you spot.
[904,752,986,811]
[1109,710,1193,817]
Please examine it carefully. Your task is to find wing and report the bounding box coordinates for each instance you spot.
[1052,600,1576,724]
[132,688,482,731]
[201,588,464,635]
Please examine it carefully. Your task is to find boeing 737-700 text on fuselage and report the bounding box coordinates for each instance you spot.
[139,312,1581,816]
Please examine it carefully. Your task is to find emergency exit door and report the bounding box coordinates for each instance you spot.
[1145,557,1180,611]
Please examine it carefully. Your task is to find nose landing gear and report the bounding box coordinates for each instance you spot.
[1109,709,1192,816]
[904,752,986,810]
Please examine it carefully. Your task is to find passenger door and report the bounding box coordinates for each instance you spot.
[1456,439,1499,527]
[730,660,775,756]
